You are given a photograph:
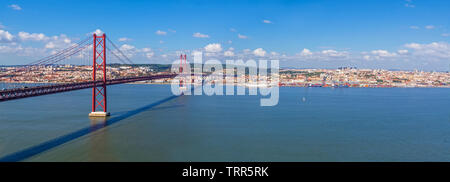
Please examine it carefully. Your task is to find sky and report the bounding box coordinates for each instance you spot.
[0,0,449,71]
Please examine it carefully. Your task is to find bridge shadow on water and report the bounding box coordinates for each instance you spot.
[0,95,182,162]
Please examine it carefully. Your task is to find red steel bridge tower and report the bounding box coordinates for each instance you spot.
[89,33,109,117]
[0,32,178,114]
[179,54,187,88]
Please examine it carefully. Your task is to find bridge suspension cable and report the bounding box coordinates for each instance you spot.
[0,37,93,79]
[0,32,180,116]
[26,36,92,66]
[105,36,134,65]
[105,46,129,65]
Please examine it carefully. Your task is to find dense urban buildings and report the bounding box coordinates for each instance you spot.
[1,65,449,88]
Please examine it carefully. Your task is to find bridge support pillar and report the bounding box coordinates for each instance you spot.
[89,33,110,117]
[89,111,110,117]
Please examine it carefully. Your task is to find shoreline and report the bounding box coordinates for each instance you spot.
[2,81,449,89]
[124,82,450,88]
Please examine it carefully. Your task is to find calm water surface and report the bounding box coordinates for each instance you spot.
[0,84,449,161]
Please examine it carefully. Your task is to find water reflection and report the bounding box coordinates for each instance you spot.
[0,95,180,162]
[87,116,109,161]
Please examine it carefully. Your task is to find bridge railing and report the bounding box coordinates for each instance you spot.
[0,74,177,102]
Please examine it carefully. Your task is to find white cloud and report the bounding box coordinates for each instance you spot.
[110,45,156,60]
[404,43,421,49]
[238,34,248,39]
[230,28,237,32]
[0,30,15,43]
[398,49,409,54]
[16,32,71,48]
[204,43,222,52]
[299,48,312,56]
[0,29,73,52]
[0,45,19,53]
[370,50,397,57]
[224,48,235,57]
[0,23,5,29]
[410,26,419,29]
[262,20,272,24]
[405,0,415,8]
[44,34,72,49]
[193,32,209,38]
[363,55,371,60]
[118,37,131,42]
[425,25,435,30]
[64,38,71,43]
[44,42,56,49]
[253,48,266,57]
[296,48,349,60]
[442,33,449,37]
[0,44,46,56]
[146,52,154,59]
[155,30,167,35]
[321,49,349,57]
[405,4,415,8]
[168,29,176,33]
[9,4,22,10]
[2,26,449,68]
[141,48,152,52]
[120,44,135,51]
[112,44,137,58]
[358,43,450,62]
[92,29,104,36]
[18,32,48,41]
[404,42,450,59]
[361,50,398,60]
[159,40,164,44]
[224,51,234,57]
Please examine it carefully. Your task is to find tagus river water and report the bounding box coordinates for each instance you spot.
[0,84,449,161]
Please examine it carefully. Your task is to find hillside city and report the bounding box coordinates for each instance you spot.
[1,65,449,88]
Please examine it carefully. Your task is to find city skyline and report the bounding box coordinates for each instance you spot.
[0,0,449,71]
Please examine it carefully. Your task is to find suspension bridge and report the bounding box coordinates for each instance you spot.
[0,33,185,117]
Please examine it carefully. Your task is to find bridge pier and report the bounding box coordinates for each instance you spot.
[89,111,110,117]
[89,33,110,117]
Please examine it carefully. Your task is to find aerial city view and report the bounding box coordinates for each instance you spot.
[1,64,449,88]
[0,0,450,177]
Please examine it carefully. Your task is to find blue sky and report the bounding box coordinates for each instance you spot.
[0,0,449,71]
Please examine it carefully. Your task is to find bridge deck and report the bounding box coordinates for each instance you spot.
[0,74,176,102]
